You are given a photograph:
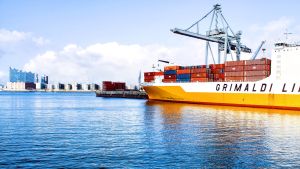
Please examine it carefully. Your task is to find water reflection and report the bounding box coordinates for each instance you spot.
[146,100,300,168]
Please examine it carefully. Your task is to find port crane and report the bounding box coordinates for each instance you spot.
[171,4,253,65]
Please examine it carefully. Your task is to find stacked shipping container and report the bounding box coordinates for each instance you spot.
[190,66,209,82]
[224,58,271,82]
[163,66,178,83]
[244,58,271,81]
[224,60,245,82]
[144,58,271,83]
[144,72,164,82]
[102,81,126,91]
[209,64,225,82]
[176,67,191,82]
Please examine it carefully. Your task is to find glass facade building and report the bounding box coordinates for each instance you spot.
[41,75,49,89]
[9,67,35,83]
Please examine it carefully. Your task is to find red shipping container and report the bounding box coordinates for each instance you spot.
[210,64,225,69]
[177,69,191,74]
[225,76,244,82]
[144,75,155,80]
[191,78,208,82]
[164,74,176,79]
[144,72,155,76]
[154,72,164,76]
[191,73,208,78]
[244,58,271,65]
[225,60,245,66]
[211,68,224,74]
[191,68,208,73]
[244,76,267,82]
[214,74,225,79]
[144,79,154,82]
[244,65,271,71]
[162,79,176,83]
[144,71,164,77]
[102,81,115,91]
[244,71,270,77]
[225,72,244,77]
[102,81,112,84]
[164,66,180,71]
[225,66,244,72]
[113,82,126,91]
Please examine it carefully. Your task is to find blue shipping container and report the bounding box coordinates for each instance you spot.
[176,78,190,82]
[177,74,191,79]
[164,70,177,75]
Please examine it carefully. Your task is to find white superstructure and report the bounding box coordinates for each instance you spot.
[272,43,300,81]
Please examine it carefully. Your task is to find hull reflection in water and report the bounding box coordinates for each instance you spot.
[145,100,300,168]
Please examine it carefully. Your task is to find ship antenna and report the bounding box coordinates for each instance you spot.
[262,48,266,57]
[284,29,292,42]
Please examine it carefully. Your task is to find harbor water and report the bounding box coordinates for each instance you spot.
[1,92,300,168]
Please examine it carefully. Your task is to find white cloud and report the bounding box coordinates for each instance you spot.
[244,17,300,58]
[23,41,204,85]
[0,29,29,43]
[248,17,300,43]
[0,28,51,84]
[0,28,50,46]
[32,36,50,46]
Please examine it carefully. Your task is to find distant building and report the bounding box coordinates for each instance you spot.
[41,75,49,89]
[9,67,35,83]
[6,82,36,91]
[92,84,100,90]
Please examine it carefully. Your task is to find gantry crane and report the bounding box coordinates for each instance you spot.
[171,4,254,66]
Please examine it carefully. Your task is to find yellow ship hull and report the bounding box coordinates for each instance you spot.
[143,85,300,110]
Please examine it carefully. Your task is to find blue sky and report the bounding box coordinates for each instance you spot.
[1,0,299,45]
[0,0,300,84]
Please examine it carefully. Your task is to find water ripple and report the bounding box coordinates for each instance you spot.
[1,92,300,168]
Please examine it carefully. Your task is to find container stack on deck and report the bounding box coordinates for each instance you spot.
[176,66,191,82]
[163,66,179,83]
[244,58,271,81]
[224,58,271,82]
[209,64,225,82]
[144,72,164,83]
[143,58,271,83]
[224,60,245,82]
[190,65,208,82]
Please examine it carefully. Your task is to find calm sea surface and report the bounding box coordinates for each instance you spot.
[0,92,300,168]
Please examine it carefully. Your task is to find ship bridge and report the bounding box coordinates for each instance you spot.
[272,42,300,81]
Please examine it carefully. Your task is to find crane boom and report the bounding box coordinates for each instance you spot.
[171,4,252,63]
[251,41,266,60]
[171,28,223,43]
[171,28,252,53]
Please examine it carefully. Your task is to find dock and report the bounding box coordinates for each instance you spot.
[95,90,148,99]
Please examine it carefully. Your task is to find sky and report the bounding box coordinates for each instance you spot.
[0,0,300,85]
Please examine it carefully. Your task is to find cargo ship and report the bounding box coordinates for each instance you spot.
[142,4,300,110]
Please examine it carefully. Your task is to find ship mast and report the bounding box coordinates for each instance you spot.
[171,4,252,66]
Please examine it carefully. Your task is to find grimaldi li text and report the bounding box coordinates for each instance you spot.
[215,83,300,93]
